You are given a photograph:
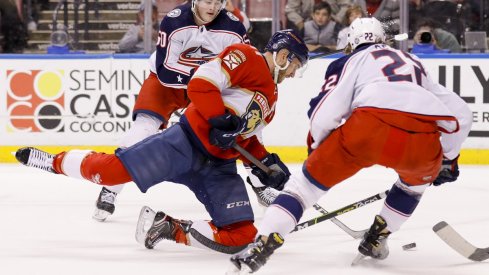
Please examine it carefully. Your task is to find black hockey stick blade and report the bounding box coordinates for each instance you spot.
[189,228,247,254]
[433,221,489,262]
[291,190,389,233]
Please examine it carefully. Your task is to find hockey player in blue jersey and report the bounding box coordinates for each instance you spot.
[92,0,262,221]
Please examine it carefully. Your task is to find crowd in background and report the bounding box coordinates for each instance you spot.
[0,0,488,54]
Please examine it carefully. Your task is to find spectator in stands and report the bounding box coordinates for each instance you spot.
[303,2,340,53]
[225,0,251,32]
[357,0,400,35]
[285,0,356,35]
[413,19,462,53]
[420,0,464,42]
[24,0,51,31]
[411,30,450,54]
[0,0,27,53]
[118,0,159,53]
[336,4,365,49]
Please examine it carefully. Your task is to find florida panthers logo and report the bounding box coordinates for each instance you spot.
[178,46,217,68]
[242,92,270,135]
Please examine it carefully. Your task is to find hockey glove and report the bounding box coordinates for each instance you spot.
[208,113,245,150]
[250,153,291,190]
[433,156,460,186]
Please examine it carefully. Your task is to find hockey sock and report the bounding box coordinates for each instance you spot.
[55,150,132,185]
[119,113,162,148]
[258,193,304,237]
[53,150,92,179]
[80,152,132,185]
[187,220,256,251]
[211,220,257,246]
[380,179,428,232]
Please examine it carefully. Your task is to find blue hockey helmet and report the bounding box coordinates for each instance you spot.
[265,29,309,67]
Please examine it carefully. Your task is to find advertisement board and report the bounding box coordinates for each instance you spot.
[1,54,488,163]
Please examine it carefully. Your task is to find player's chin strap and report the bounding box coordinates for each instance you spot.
[272,51,290,84]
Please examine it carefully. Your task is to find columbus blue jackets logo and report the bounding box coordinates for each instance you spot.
[242,92,269,135]
[178,46,217,68]
[167,9,181,18]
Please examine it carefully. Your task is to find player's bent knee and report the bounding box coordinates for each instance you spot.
[282,172,327,209]
[212,220,257,246]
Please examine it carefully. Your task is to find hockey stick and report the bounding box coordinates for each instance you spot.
[433,221,489,261]
[291,190,389,233]
[136,191,386,254]
[233,144,376,238]
[312,204,367,239]
[309,32,409,60]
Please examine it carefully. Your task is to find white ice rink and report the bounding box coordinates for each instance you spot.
[1,163,488,275]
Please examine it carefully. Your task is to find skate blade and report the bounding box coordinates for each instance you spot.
[135,206,156,245]
[351,253,367,266]
[92,209,111,222]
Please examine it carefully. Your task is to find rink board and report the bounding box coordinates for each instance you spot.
[1,54,489,163]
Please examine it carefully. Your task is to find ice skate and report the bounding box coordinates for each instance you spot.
[15,147,57,174]
[92,187,118,222]
[135,206,192,249]
[354,215,391,264]
[229,232,284,274]
[247,177,279,207]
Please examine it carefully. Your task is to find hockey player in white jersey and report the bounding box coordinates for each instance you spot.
[93,0,263,221]
[229,17,472,273]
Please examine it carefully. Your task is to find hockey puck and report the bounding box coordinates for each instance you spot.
[402,242,416,250]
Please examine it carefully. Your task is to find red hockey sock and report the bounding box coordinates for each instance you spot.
[81,153,132,185]
[210,220,257,246]
[52,152,66,174]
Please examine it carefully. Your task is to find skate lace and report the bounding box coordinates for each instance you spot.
[100,190,116,204]
[27,149,54,172]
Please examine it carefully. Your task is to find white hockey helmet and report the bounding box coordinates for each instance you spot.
[347,17,386,51]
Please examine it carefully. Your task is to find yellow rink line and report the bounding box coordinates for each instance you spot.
[1,146,489,165]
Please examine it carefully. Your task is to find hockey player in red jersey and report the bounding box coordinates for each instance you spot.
[92,0,252,221]
[229,18,472,273]
[16,30,309,253]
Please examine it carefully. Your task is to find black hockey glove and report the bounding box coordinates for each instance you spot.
[251,153,291,190]
[208,113,245,150]
[433,156,460,186]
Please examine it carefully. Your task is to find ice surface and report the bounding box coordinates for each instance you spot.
[1,164,488,274]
